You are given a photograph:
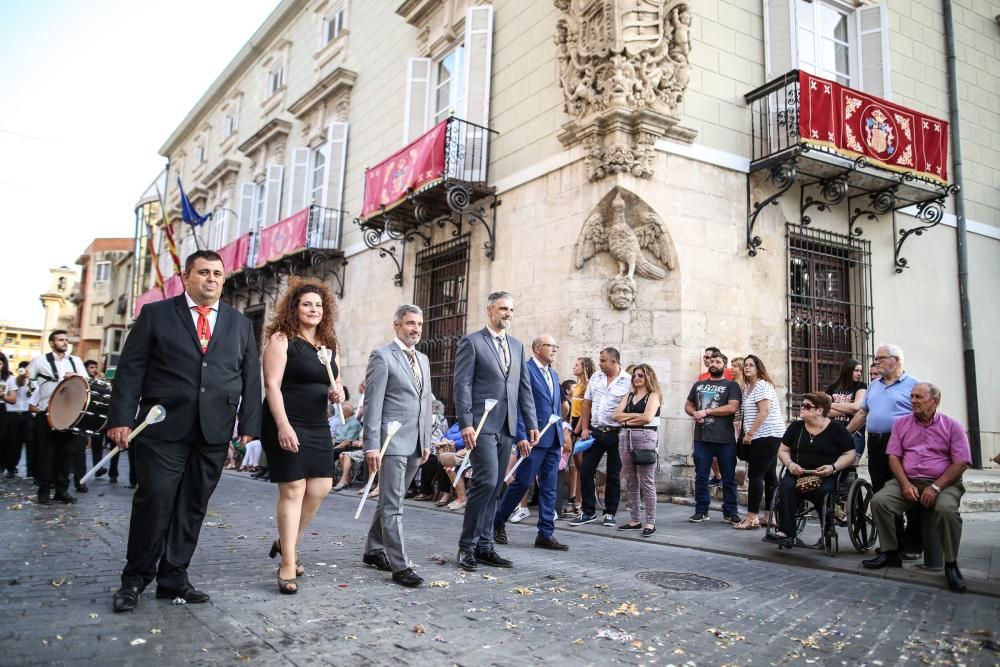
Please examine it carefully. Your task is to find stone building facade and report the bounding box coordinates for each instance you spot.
[133,0,1000,473]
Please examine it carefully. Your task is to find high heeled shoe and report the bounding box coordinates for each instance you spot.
[277,571,298,595]
[269,539,305,577]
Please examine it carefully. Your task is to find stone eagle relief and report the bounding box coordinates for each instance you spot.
[574,188,676,310]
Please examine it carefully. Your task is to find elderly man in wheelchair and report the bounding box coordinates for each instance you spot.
[764,392,874,555]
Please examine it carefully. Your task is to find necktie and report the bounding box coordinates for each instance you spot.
[542,365,553,394]
[193,306,213,353]
[495,336,509,370]
[404,349,423,392]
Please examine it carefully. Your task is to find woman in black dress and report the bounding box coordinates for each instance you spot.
[261,279,343,594]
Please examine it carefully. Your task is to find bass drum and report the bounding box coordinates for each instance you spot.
[47,376,112,435]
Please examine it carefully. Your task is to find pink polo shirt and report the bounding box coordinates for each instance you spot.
[886,412,971,479]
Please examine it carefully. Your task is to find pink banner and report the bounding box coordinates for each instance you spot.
[217,233,250,275]
[360,120,448,219]
[256,208,309,267]
[133,273,183,318]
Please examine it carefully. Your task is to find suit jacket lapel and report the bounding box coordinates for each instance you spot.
[481,329,508,377]
[173,295,203,352]
[392,346,420,394]
[530,360,552,400]
[205,303,230,355]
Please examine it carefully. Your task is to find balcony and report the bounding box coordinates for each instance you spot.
[356,116,498,282]
[744,70,957,270]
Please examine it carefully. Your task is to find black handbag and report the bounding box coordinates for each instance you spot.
[631,447,657,466]
[736,441,750,462]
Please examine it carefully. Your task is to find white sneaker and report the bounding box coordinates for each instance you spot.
[510,506,531,523]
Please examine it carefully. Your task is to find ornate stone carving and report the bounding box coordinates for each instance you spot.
[574,187,677,309]
[555,0,695,180]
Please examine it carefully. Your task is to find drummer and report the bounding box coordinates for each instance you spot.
[27,329,86,505]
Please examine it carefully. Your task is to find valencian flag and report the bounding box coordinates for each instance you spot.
[178,177,211,226]
[154,183,183,274]
[145,222,166,297]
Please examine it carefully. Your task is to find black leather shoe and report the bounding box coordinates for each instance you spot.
[900,550,921,561]
[392,568,424,588]
[108,477,118,484]
[362,551,392,572]
[53,492,77,504]
[113,584,141,612]
[155,586,210,603]
[534,535,569,551]
[944,562,966,593]
[95,467,108,478]
[493,524,508,544]
[475,548,513,568]
[457,550,478,571]
[862,550,903,569]
[37,491,52,505]
[75,484,89,493]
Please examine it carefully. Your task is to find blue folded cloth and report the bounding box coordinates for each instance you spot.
[573,437,595,454]
[444,423,465,451]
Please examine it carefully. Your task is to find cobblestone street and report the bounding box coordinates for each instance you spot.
[1,471,998,666]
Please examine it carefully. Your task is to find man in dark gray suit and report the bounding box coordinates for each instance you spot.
[453,291,538,571]
[361,304,432,587]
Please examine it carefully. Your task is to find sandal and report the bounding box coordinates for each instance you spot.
[732,517,761,530]
[269,539,305,577]
[277,571,298,595]
[447,499,466,511]
[435,493,453,507]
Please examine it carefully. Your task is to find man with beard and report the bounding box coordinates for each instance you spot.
[685,350,742,524]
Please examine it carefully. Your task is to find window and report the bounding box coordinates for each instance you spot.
[266,66,285,97]
[196,141,207,164]
[797,0,852,86]
[253,181,266,230]
[310,146,326,205]
[90,308,104,326]
[94,261,111,283]
[433,46,465,125]
[323,8,345,46]
[223,113,237,138]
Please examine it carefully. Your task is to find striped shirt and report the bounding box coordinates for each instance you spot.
[742,380,786,439]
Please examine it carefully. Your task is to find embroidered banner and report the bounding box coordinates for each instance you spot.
[256,208,310,267]
[133,273,183,318]
[798,71,949,183]
[360,120,449,220]
[217,233,251,275]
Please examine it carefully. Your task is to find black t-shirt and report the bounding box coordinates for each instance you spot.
[825,381,867,424]
[781,420,854,470]
[687,378,742,444]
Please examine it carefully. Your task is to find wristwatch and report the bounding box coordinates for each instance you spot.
[931,483,942,493]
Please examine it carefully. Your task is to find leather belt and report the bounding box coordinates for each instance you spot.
[594,426,619,433]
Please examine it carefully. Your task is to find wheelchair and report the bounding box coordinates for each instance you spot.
[764,465,877,556]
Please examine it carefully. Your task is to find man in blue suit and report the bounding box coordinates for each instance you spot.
[493,334,569,551]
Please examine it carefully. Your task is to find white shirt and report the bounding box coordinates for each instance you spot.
[742,380,787,439]
[27,352,85,411]
[185,292,218,334]
[393,338,423,384]
[530,356,554,395]
[5,375,32,412]
[584,368,632,428]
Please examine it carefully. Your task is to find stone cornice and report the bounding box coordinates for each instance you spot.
[238,118,292,156]
[288,67,358,118]
[396,0,439,26]
[203,159,242,189]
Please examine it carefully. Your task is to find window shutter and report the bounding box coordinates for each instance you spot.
[321,122,349,247]
[764,0,796,81]
[857,3,890,98]
[238,182,255,235]
[287,148,310,217]
[462,5,494,127]
[403,58,432,143]
[263,164,284,227]
[211,210,227,249]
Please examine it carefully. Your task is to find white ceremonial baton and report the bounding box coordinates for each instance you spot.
[80,405,166,485]
[354,420,402,519]
[317,345,339,385]
[453,398,498,484]
[504,414,560,483]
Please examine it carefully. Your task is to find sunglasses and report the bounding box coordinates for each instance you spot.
[800,403,817,410]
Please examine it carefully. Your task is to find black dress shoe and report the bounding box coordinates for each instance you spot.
[392,568,424,588]
[155,586,210,603]
[362,551,392,572]
[95,467,108,478]
[534,535,569,551]
[108,477,118,483]
[75,484,89,493]
[493,524,508,545]
[862,550,903,569]
[900,550,921,561]
[457,550,478,571]
[52,492,77,504]
[113,585,141,612]
[944,562,966,593]
[475,548,513,568]
[37,492,52,505]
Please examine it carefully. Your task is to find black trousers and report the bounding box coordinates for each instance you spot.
[122,425,227,590]
[746,436,780,514]
[3,412,34,474]
[581,428,622,516]
[868,431,922,551]
[35,416,75,494]
[108,446,137,486]
[778,473,837,538]
[72,435,89,486]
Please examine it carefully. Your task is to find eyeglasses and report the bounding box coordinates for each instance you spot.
[633,373,645,379]
[540,344,559,350]
[800,403,817,410]
[873,355,898,362]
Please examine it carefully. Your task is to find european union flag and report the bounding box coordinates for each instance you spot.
[178,177,211,226]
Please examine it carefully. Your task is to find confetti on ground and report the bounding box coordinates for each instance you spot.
[51,577,66,588]
[595,627,634,643]
[513,587,533,596]
[412,624,426,634]
[131,638,146,646]
[7,504,22,510]
[89,613,98,619]
[430,581,449,588]
[171,597,187,605]
[150,628,161,635]
[432,635,447,643]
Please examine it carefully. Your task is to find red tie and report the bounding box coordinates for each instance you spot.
[193,306,212,353]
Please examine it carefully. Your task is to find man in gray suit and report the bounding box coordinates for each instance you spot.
[361,304,432,587]
[454,291,538,571]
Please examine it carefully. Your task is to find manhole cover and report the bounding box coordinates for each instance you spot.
[636,571,729,591]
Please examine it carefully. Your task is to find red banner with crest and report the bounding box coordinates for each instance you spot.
[798,71,948,183]
[256,208,309,267]
[133,273,184,318]
[360,120,449,220]
[217,233,250,275]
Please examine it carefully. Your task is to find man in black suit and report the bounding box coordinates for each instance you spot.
[107,250,261,612]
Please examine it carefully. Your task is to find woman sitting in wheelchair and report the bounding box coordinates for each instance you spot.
[764,392,857,545]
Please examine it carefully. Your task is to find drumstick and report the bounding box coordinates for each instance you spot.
[453,399,498,484]
[504,414,560,482]
[354,421,402,519]
[79,405,166,485]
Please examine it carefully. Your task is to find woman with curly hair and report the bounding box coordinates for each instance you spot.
[261,278,344,594]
